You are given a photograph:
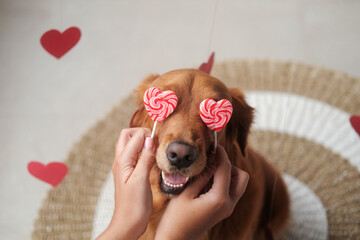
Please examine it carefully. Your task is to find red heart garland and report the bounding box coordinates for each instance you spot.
[199,99,233,132]
[199,52,215,74]
[350,115,360,137]
[144,87,178,122]
[40,27,81,59]
[27,161,68,187]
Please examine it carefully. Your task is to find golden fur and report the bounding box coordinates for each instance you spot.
[130,69,290,240]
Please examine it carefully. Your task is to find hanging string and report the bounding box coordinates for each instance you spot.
[60,0,63,30]
[208,0,219,152]
[208,0,219,53]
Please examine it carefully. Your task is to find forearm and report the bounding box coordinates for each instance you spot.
[96,216,143,240]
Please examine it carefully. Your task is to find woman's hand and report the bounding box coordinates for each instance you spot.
[155,146,249,240]
[97,128,155,240]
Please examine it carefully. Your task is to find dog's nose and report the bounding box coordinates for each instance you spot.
[166,142,197,169]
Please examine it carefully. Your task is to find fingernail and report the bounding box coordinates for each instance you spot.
[145,137,153,150]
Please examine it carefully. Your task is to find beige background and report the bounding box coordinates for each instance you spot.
[1,0,360,239]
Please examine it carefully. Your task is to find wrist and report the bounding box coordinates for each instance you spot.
[99,226,132,240]
[99,217,141,240]
[155,228,200,240]
[96,226,129,240]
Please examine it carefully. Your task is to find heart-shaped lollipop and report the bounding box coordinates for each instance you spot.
[144,87,178,121]
[144,87,178,137]
[200,99,233,152]
[200,99,233,131]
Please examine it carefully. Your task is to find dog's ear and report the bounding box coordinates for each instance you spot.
[130,74,159,127]
[226,88,254,157]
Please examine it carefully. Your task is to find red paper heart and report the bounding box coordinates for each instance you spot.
[199,99,233,132]
[350,115,360,136]
[144,87,178,122]
[27,161,68,187]
[199,52,215,74]
[40,27,81,59]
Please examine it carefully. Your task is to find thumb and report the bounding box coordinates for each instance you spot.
[133,137,155,178]
[183,154,216,198]
[230,167,249,202]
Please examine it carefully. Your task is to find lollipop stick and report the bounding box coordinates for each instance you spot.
[214,131,217,153]
[151,121,158,139]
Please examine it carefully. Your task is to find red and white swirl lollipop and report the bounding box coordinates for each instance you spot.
[199,99,233,151]
[144,87,178,138]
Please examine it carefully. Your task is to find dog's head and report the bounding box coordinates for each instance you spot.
[131,69,253,196]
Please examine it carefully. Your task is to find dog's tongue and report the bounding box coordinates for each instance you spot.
[163,172,188,185]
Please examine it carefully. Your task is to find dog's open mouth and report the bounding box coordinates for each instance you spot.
[160,171,190,195]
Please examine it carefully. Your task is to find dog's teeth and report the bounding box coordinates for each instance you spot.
[161,171,187,189]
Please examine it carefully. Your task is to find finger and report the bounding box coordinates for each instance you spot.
[132,137,156,179]
[211,146,232,195]
[113,129,139,180]
[116,128,151,156]
[117,129,151,178]
[229,166,249,202]
[182,153,217,198]
[182,167,214,199]
[116,128,139,156]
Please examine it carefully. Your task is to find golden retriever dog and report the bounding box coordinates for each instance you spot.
[130,69,290,240]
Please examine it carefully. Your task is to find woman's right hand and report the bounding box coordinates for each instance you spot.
[97,128,155,240]
[155,146,249,240]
